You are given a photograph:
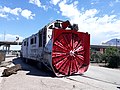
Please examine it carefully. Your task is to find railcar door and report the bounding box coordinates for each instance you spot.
[26,38,29,58]
[38,31,43,60]
[22,39,28,58]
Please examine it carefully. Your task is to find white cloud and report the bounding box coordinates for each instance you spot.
[90,0,100,5]
[0,13,8,18]
[73,1,79,6]
[0,6,10,13]
[57,0,120,44]
[0,6,22,16]
[29,0,41,7]
[116,0,120,2]
[21,9,35,19]
[57,11,60,14]
[0,6,35,19]
[29,0,47,10]
[10,8,22,15]
[50,0,61,5]
[59,1,80,19]
[0,34,24,42]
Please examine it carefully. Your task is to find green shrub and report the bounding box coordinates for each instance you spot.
[108,56,120,68]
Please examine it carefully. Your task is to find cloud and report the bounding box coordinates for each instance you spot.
[10,8,22,15]
[21,9,35,19]
[29,0,47,10]
[0,6,22,16]
[0,33,24,42]
[29,0,41,7]
[116,0,120,2]
[50,0,61,5]
[0,13,8,18]
[59,1,80,19]
[0,6,35,19]
[91,0,100,5]
[54,0,120,44]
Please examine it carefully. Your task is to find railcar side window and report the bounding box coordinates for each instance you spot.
[24,41,26,46]
[43,29,46,47]
[35,36,37,44]
[30,38,34,44]
[27,41,28,46]
[49,25,53,29]
[54,22,61,28]
[39,33,42,47]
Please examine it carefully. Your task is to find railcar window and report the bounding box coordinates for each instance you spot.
[39,33,42,47]
[24,41,26,46]
[27,41,28,46]
[49,25,53,29]
[30,38,34,44]
[35,36,37,44]
[54,22,61,28]
[43,30,46,47]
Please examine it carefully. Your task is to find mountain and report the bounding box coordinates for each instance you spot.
[103,39,120,46]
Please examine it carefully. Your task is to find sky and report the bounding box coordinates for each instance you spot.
[0,0,120,50]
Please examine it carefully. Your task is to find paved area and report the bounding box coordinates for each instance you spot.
[0,57,120,90]
[68,65,120,90]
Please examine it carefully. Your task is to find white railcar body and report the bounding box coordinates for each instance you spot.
[21,20,90,76]
[21,20,65,68]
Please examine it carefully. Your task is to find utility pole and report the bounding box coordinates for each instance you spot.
[116,38,117,49]
[116,38,119,49]
[116,38,120,54]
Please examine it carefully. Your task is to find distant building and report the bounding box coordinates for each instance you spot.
[91,44,120,54]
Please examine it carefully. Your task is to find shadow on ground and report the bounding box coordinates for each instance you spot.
[12,57,86,78]
[12,57,55,77]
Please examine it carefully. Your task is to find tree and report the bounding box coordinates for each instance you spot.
[103,47,120,68]
[105,47,118,56]
[90,50,102,63]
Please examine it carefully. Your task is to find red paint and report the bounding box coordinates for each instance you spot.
[52,29,90,76]
[61,20,71,29]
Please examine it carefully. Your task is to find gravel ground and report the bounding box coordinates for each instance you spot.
[0,57,120,90]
